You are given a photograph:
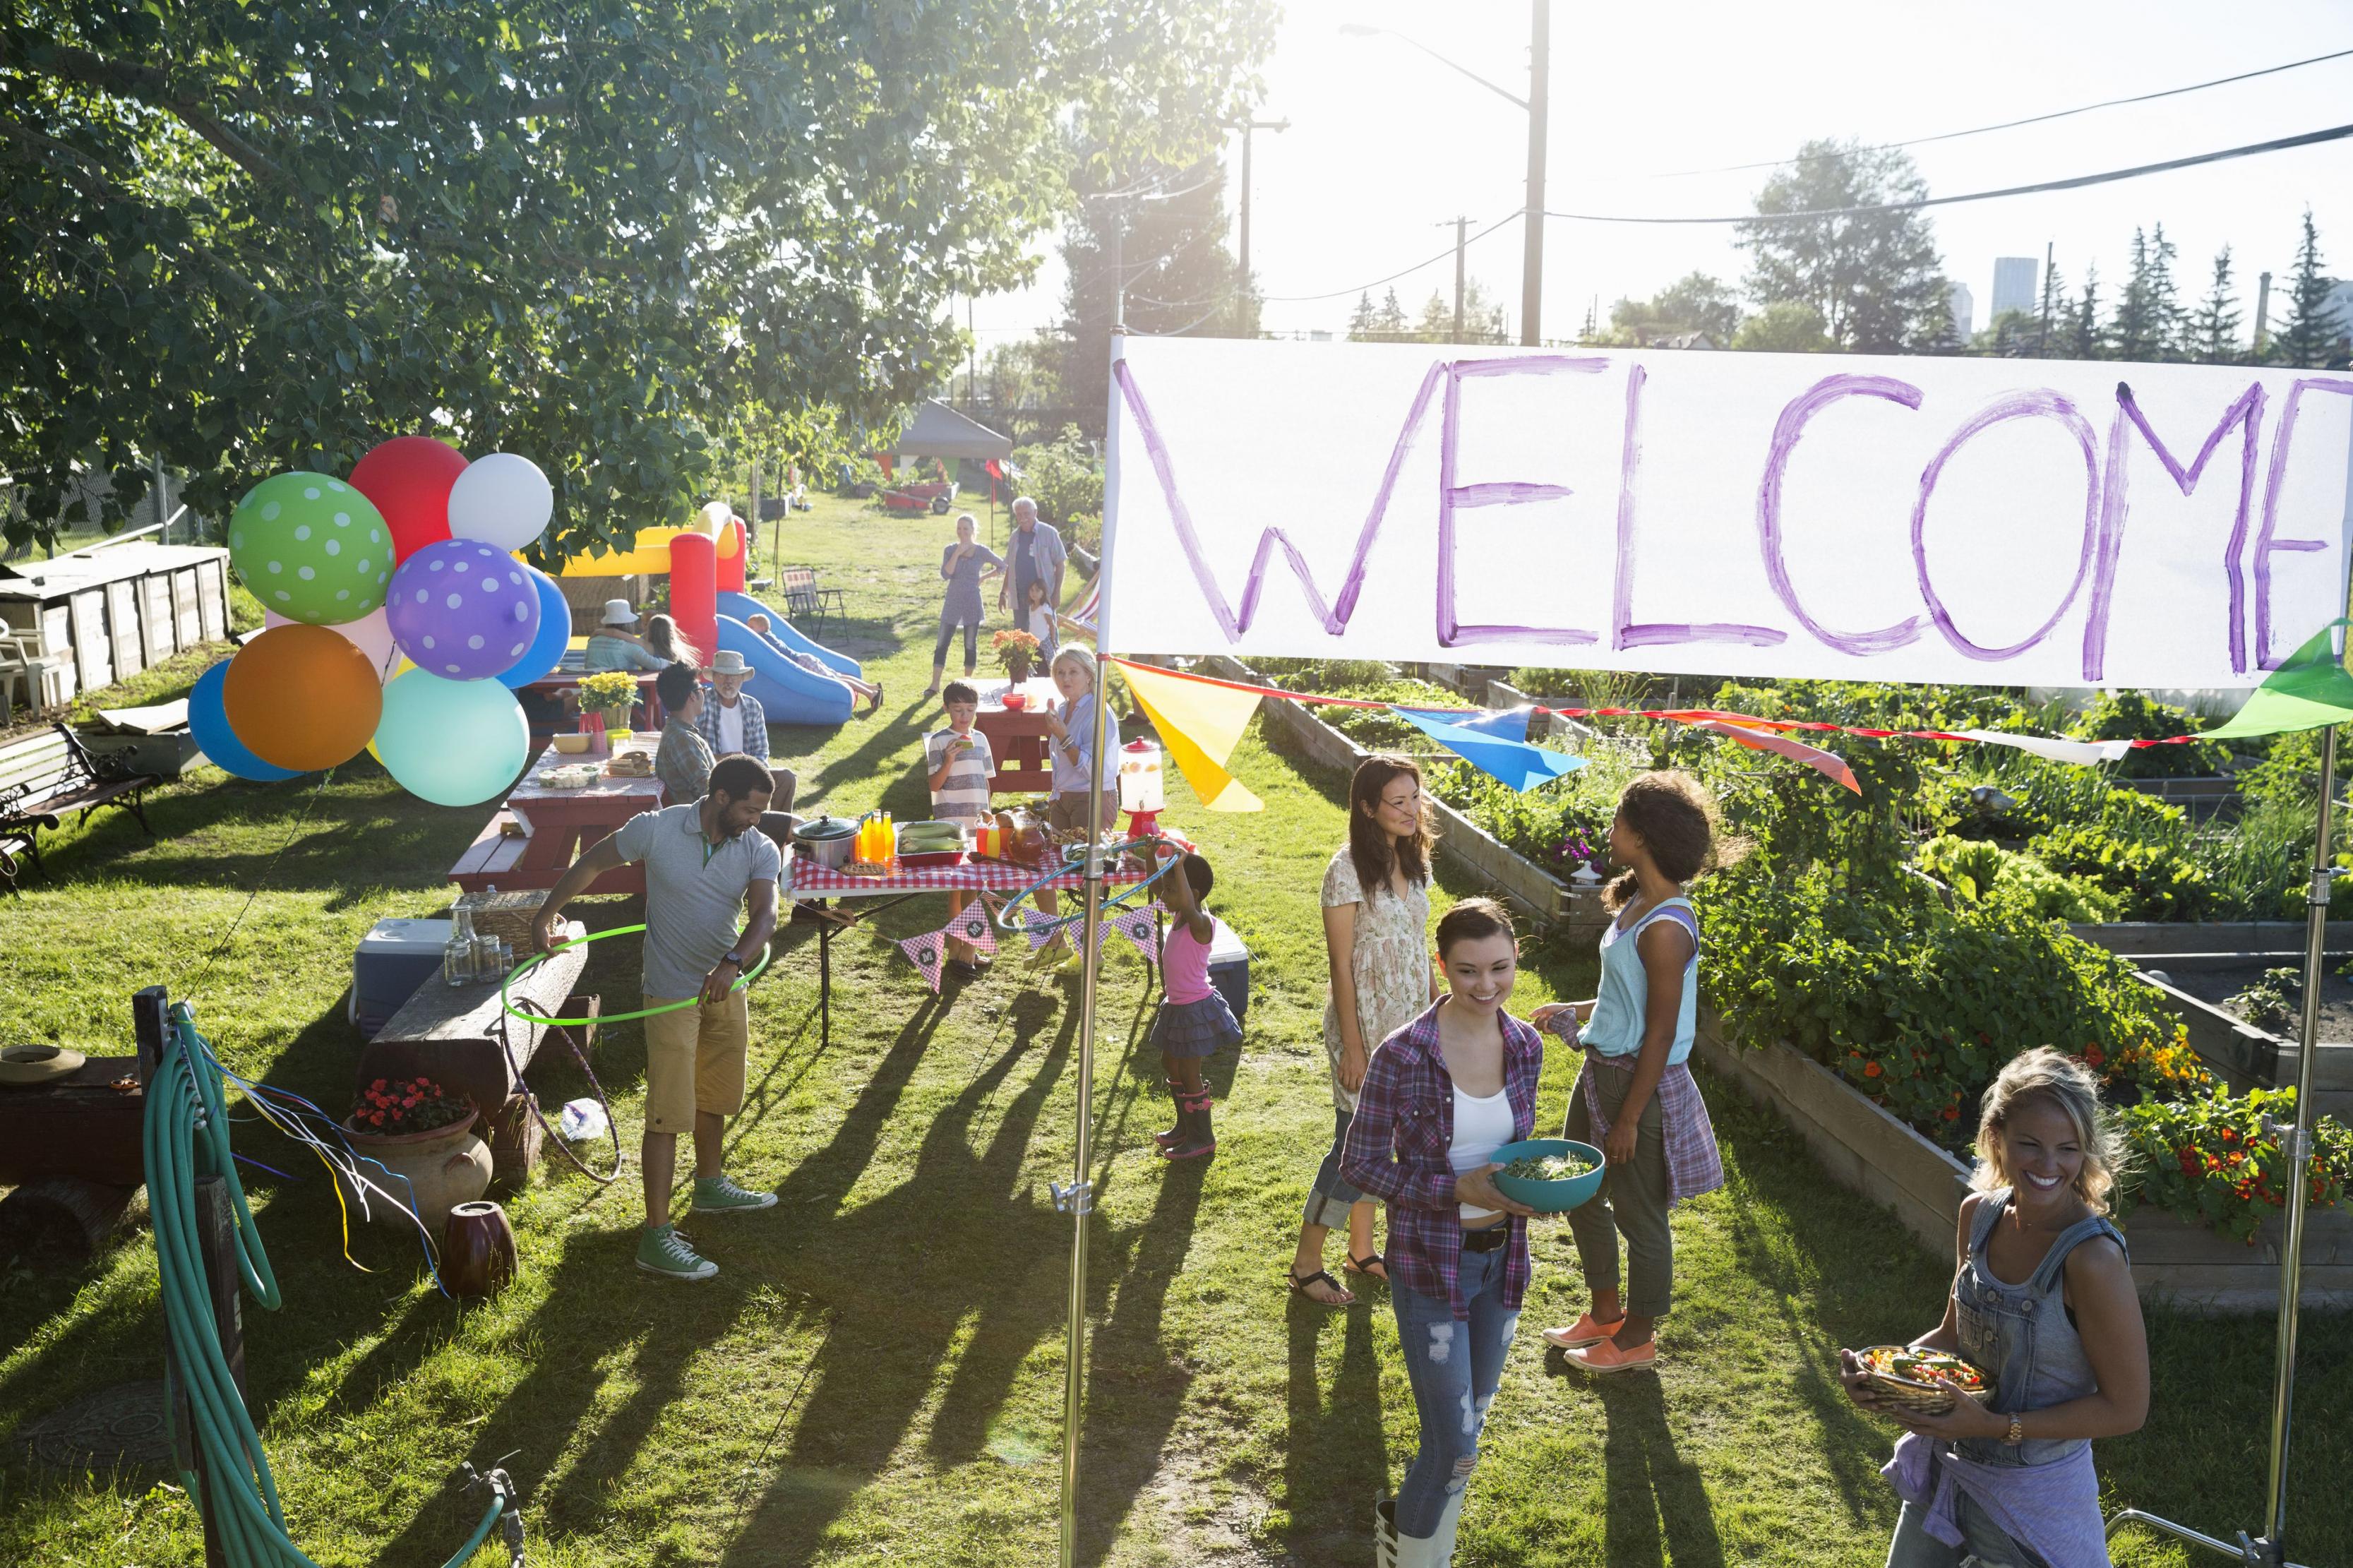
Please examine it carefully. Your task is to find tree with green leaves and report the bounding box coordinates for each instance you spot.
[2189,248,2243,364]
[1414,279,1507,344]
[2274,209,2345,369]
[1347,287,1411,341]
[0,1,1273,555]
[1730,299,1832,352]
[1737,139,1951,352]
[1607,271,1744,346]
[2110,225,2184,361]
[2064,268,2108,360]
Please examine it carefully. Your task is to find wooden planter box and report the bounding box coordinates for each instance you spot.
[1199,654,1604,933]
[2073,919,2353,956]
[1696,1010,2353,1313]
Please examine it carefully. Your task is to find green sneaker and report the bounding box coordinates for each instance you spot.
[637,1223,717,1281]
[691,1174,779,1214]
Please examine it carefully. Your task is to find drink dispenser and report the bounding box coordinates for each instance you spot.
[1118,738,1163,838]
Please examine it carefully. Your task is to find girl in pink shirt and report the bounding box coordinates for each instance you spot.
[1150,843,1239,1161]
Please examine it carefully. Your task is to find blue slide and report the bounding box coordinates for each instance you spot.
[712,591,863,726]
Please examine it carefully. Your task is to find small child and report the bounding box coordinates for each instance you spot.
[1025,577,1059,662]
[1531,770,1728,1374]
[924,681,998,974]
[1149,843,1240,1161]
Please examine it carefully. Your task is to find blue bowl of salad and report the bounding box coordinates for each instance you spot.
[1488,1138,1606,1214]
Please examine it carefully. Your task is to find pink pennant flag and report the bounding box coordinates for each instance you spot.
[1693,720,1862,794]
[897,929,947,993]
[1110,904,1162,965]
[944,902,998,954]
[1023,910,1064,950]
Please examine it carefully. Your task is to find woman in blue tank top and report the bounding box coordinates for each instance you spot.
[1842,1047,2149,1568]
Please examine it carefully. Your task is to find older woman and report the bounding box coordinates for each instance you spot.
[930,512,1004,697]
[1026,645,1120,969]
[1288,755,1438,1307]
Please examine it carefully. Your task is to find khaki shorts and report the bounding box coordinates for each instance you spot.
[1047,793,1118,834]
[642,988,750,1135]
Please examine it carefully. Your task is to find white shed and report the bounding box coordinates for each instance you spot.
[0,543,234,705]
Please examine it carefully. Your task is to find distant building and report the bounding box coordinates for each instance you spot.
[1950,283,1975,341]
[1992,257,2040,321]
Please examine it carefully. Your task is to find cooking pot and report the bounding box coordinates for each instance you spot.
[795,815,859,869]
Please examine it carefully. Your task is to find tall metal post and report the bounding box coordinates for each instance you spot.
[2255,271,2275,360]
[1233,119,1286,336]
[153,453,170,547]
[1519,0,1550,346]
[1453,215,1468,344]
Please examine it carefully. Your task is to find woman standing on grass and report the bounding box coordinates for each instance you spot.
[1286,755,1439,1308]
[928,512,1003,697]
[1343,897,1543,1568]
[1842,1047,2148,1568]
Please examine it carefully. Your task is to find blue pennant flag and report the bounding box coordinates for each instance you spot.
[1391,707,1583,791]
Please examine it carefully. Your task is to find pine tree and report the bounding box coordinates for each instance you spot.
[2189,248,2242,364]
[2110,227,2183,361]
[1346,292,1378,339]
[2275,209,2345,369]
[2066,267,2106,360]
[2035,262,2067,357]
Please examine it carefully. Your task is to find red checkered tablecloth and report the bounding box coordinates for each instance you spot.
[784,851,1149,898]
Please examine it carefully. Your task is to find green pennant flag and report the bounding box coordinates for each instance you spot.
[2203,619,2353,740]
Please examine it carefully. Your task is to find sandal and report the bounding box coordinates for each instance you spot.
[1344,1252,1389,1284]
[1286,1267,1354,1307]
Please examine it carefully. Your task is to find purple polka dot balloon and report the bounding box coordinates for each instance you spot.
[385,538,544,681]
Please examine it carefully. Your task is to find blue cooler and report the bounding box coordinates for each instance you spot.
[1205,916,1252,1023]
[352,918,451,1037]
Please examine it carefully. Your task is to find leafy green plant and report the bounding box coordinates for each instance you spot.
[1915,834,2119,922]
[2068,690,2229,778]
[1009,425,1104,528]
[2119,1088,2352,1244]
[2030,821,2214,921]
[2226,967,2303,1031]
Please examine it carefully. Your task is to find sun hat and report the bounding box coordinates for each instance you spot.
[707,650,753,678]
[599,599,640,628]
[0,1043,89,1087]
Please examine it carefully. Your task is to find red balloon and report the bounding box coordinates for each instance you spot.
[350,436,467,563]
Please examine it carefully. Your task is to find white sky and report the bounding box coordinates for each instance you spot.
[964,0,2353,350]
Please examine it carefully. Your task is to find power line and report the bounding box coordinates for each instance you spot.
[1543,121,2353,225]
[1260,209,1522,303]
[1640,46,2353,179]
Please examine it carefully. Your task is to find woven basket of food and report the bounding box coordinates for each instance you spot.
[1856,1346,1994,1416]
[455,890,546,947]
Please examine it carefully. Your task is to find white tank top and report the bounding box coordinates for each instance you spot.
[1450,1084,1515,1223]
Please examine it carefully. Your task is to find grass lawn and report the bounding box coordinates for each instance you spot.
[3,492,2347,1566]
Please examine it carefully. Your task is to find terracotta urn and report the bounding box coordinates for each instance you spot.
[340,1111,492,1235]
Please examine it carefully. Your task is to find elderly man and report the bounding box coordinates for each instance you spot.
[694,650,770,762]
[995,495,1066,628]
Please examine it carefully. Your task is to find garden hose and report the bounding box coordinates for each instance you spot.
[146,1005,517,1567]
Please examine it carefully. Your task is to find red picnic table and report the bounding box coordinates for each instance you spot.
[784,846,1161,1048]
[520,666,665,746]
[971,677,1060,796]
[448,735,665,897]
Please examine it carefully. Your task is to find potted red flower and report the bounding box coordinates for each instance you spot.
[340,1075,492,1233]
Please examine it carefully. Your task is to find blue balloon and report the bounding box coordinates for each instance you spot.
[188,663,301,782]
[374,669,531,806]
[497,565,573,690]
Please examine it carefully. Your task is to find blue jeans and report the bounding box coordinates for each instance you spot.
[1389,1243,1518,1538]
[1302,1108,1365,1229]
[1884,1492,2043,1568]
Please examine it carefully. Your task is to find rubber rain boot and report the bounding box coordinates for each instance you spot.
[1154,1080,1187,1148]
[1373,1494,1399,1568]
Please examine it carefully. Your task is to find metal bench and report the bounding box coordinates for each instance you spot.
[777,567,847,638]
[0,723,159,880]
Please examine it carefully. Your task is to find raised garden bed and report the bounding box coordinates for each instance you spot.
[1696,1010,2353,1313]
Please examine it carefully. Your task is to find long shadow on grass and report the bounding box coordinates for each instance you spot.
[1591,1373,1727,1568]
[1279,1292,1387,1564]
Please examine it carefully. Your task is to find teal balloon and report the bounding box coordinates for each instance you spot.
[229,472,393,624]
[373,668,529,806]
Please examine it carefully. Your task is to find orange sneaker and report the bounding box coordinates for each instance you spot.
[1564,1336,1658,1374]
[1541,1313,1623,1350]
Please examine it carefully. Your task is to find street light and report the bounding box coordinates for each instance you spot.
[1341,4,1550,345]
[1233,116,1290,333]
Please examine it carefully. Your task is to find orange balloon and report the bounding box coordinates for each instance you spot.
[222,624,385,771]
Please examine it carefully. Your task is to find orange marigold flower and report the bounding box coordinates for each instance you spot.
[1864,1061,1883,1078]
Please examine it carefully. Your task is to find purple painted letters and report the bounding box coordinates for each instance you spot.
[2253,378,2353,669]
[1612,362,1786,651]
[1756,374,1927,654]
[1436,355,1607,648]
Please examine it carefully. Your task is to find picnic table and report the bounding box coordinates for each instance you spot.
[520,665,664,745]
[784,847,1158,1049]
[356,919,594,1185]
[971,678,1060,796]
[448,736,664,896]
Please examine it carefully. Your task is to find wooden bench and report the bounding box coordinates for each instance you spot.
[448,809,531,892]
[0,723,158,881]
[777,567,847,637]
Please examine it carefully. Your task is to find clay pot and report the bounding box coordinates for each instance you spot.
[340,1111,492,1235]
[442,1200,517,1300]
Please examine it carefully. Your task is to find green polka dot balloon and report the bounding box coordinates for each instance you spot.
[228,472,395,624]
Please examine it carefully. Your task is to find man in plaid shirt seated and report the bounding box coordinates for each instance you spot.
[694,650,769,762]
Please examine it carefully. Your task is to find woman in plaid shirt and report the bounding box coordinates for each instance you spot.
[1343,898,1544,1567]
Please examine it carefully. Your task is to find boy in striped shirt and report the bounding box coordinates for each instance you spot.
[924,682,998,974]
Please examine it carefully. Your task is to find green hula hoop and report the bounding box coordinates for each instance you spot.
[498,922,771,1027]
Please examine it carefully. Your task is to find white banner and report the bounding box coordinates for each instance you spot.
[1102,337,2353,688]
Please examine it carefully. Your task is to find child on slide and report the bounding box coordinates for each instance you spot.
[743,612,884,716]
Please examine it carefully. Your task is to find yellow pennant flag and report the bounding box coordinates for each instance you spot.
[1118,661,1264,813]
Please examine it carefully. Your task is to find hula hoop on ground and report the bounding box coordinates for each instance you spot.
[497,923,771,1027]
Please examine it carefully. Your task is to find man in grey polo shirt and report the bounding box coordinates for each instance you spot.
[532,754,782,1281]
[996,494,1065,628]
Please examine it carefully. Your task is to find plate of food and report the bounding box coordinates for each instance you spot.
[1855,1345,1994,1414]
[1487,1138,1606,1214]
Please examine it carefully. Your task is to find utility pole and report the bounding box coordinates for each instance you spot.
[2255,270,2274,360]
[1521,0,1550,346]
[1453,216,1468,343]
[966,294,976,412]
[1235,118,1289,335]
[2037,241,2055,357]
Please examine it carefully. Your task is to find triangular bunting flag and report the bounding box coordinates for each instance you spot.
[897,929,947,993]
[1692,720,1862,794]
[1109,904,1162,965]
[1023,909,1065,950]
[1400,705,1535,743]
[944,902,998,954]
[1119,661,1264,812]
[2205,619,2353,739]
[1391,706,1581,791]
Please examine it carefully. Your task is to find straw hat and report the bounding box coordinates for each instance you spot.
[599,599,640,628]
[0,1043,88,1086]
[707,650,753,678]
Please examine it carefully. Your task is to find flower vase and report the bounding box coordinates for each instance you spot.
[339,1111,493,1237]
[1005,656,1032,687]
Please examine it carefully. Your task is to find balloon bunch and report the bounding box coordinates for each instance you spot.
[191,438,575,807]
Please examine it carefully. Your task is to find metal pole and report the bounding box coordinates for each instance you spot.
[1519,0,1550,347]
[1238,125,1253,315]
[2263,720,2333,1553]
[1453,215,1468,344]
[2255,271,2274,359]
[153,453,169,547]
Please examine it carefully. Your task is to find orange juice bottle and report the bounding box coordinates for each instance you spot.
[882,813,897,860]
[856,815,873,861]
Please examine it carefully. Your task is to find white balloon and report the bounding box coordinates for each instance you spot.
[266,606,400,683]
[447,452,553,551]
